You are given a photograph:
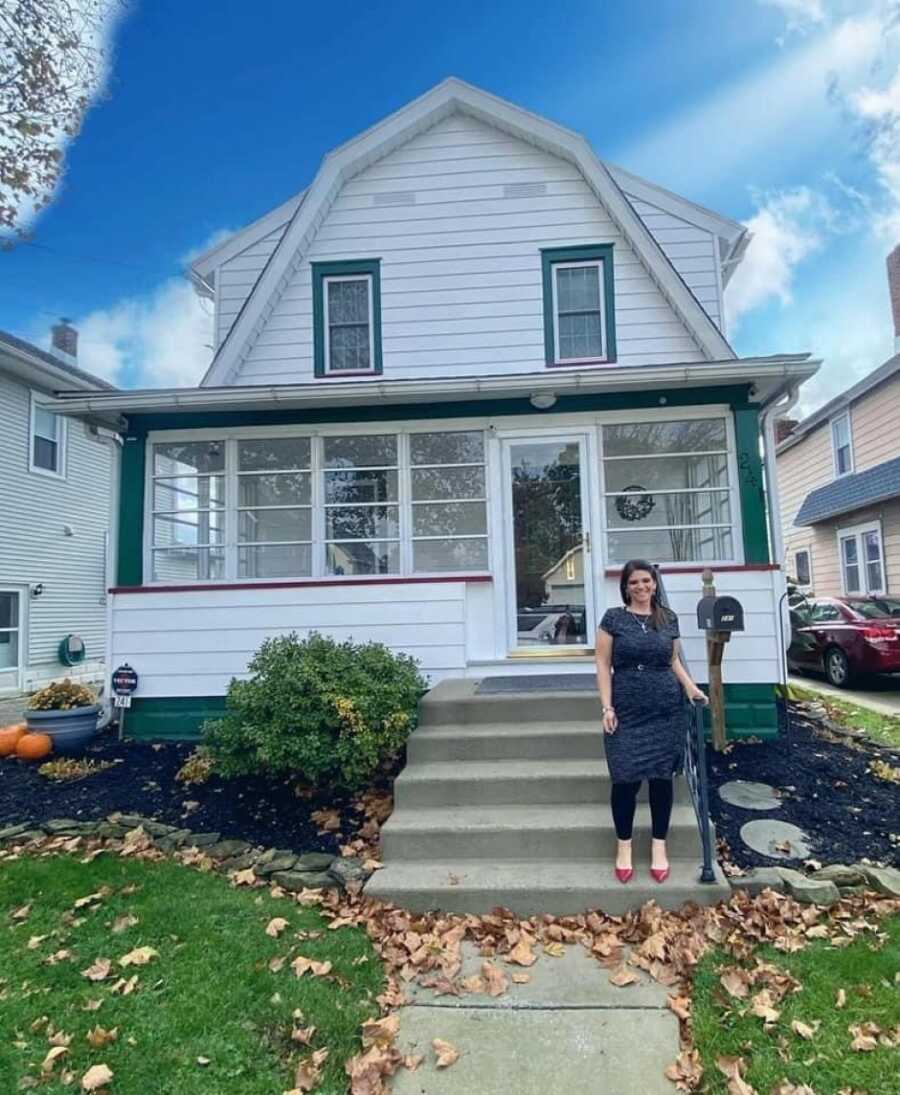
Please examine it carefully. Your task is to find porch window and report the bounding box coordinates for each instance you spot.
[323,435,399,575]
[237,438,312,578]
[151,441,226,581]
[410,431,488,572]
[838,521,884,595]
[541,245,616,367]
[29,393,66,477]
[312,260,382,377]
[600,417,734,564]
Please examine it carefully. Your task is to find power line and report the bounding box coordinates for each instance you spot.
[11,239,184,276]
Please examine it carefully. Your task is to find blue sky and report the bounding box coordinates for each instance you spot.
[3,0,899,413]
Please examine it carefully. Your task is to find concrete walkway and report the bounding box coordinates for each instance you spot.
[789,675,900,717]
[392,940,678,1094]
[0,696,26,726]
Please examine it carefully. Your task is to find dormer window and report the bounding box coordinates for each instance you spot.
[312,259,382,377]
[541,244,616,367]
[831,412,853,477]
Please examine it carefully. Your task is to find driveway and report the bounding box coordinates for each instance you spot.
[789,674,900,716]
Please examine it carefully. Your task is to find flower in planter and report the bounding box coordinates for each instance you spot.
[27,679,97,711]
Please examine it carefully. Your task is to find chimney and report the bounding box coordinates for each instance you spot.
[50,318,78,365]
[888,245,900,352]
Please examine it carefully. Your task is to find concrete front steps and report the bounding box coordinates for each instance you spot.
[365,679,732,916]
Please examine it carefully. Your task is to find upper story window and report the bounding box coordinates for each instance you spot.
[312,259,382,377]
[541,244,616,368]
[29,393,67,478]
[794,548,811,587]
[831,412,853,477]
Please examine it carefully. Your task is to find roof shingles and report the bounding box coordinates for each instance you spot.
[794,454,900,526]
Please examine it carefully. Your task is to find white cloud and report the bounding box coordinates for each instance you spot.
[847,66,900,238]
[759,0,827,40]
[725,188,834,326]
[75,277,214,389]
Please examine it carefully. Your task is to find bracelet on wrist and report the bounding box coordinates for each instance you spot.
[602,705,615,713]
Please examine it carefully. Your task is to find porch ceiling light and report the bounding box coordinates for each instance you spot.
[530,391,557,410]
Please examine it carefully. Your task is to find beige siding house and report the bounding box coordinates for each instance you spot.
[777,246,900,598]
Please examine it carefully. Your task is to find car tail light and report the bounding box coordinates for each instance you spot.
[861,626,897,642]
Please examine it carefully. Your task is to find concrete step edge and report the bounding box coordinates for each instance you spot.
[383,803,706,832]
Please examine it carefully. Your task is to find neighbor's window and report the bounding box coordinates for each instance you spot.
[794,549,811,587]
[151,440,225,581]
[323,434,399,576]
[237,437,312,579]
[542,245,616,367]
[312,260,382,377]
[601,417,734,564]
[831,413,853,476]
[410,431,488,572]
[29,395,66,477]
[839,521,884,595]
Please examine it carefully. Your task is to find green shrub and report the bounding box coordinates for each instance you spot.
[202,632,426,790]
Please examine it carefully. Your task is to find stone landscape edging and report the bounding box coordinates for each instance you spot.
[728,861,900,905]
[0,813,374,893]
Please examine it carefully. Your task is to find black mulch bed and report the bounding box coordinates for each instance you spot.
[706,701,899,870]
[0,728,398,855]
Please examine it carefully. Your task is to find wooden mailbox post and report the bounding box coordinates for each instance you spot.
[696,569,745,752]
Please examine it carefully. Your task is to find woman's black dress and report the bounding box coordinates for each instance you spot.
[599,606,685,783]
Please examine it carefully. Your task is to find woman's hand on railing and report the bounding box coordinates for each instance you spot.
[687,686,709,705]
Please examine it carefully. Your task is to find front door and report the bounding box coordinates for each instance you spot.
[503,435,596,653]
[0,591,22,694]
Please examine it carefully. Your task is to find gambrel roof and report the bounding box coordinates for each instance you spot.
[198,77,737,387]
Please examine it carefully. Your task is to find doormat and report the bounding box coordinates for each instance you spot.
[476,674,596,694]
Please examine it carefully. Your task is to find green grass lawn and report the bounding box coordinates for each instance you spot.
[692,915,900,1094]
[0,854,384,1094]
[786,683,900,750]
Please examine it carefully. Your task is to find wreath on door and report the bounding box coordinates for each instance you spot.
[615,485,655,522]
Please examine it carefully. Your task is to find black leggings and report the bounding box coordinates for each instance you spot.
[610,779,674,840]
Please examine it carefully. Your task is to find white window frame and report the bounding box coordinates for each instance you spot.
[830,411,854,478]
[144,424,491,584]
[551,260,608,365]
[323,274,375,376]
[836,519,886,595]
[793,547,812,588]
[29,391,67,479]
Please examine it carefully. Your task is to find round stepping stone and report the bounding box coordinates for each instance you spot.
[719,780,781,810]
[740,819,812,860]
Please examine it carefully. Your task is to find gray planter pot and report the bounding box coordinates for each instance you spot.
[26,704,101,756]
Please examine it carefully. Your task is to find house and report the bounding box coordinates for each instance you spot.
[47,78,819,741]
[0,325,117,696]
[777,247,900,600]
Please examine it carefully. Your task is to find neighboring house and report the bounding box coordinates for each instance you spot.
[777,246,900,599]
[0,325,117,696]
[47,78,818,740]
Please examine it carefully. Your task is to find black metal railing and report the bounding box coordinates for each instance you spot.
[684,698,717,883]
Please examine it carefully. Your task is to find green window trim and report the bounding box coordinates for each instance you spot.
[541,244,616,368]
[312,259,383,378]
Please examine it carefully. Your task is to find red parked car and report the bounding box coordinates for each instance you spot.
[788,596,900,688]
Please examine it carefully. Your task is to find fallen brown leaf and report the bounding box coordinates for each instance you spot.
[265,917,289,938]
[609,964,640,987]
[81,958,112,982]
[86,1026,118,1049]
[119,946,158,967]
[507,935,537,966]
[433,1038,459,1068]
[81,1063,114,1091]
[481,960,508,997]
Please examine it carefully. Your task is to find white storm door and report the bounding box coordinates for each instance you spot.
[0,591,22,694]
[502,434,597,653]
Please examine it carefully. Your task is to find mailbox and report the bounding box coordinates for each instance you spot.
[696,595,744,632]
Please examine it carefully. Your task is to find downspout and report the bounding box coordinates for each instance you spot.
[89,426,124,727]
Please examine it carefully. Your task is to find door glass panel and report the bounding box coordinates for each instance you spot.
[510,440,587,647]
[0,593,19,672]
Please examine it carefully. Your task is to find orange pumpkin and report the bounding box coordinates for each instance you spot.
[0,724,26,757]
[16,732,53,761]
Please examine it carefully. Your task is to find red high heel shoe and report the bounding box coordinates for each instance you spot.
[615,866,633,883]
[650,866,670,883]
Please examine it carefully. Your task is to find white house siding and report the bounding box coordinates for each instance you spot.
[230,112,707,385]
[624,197,723,333]
[109,582,469,698]
[0,371,112,690]
[215,226,287,349]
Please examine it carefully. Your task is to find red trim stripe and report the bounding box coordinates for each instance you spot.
[109,574,494,595]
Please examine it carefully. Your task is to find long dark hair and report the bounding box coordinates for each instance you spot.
[618,559,672,631]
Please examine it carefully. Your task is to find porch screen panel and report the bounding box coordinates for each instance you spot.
[601,419,734,564]
[323,434,399,575]
[410,431,488,572]
[151,441,225,580]
[237,437,312,578]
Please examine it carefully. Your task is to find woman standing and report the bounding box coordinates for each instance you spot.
[595,559,708,883]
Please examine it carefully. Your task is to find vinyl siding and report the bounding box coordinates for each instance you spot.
[0,370,112,686]
[843,372,900,472]
[229,112,707,384]
[215,226,286,348]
